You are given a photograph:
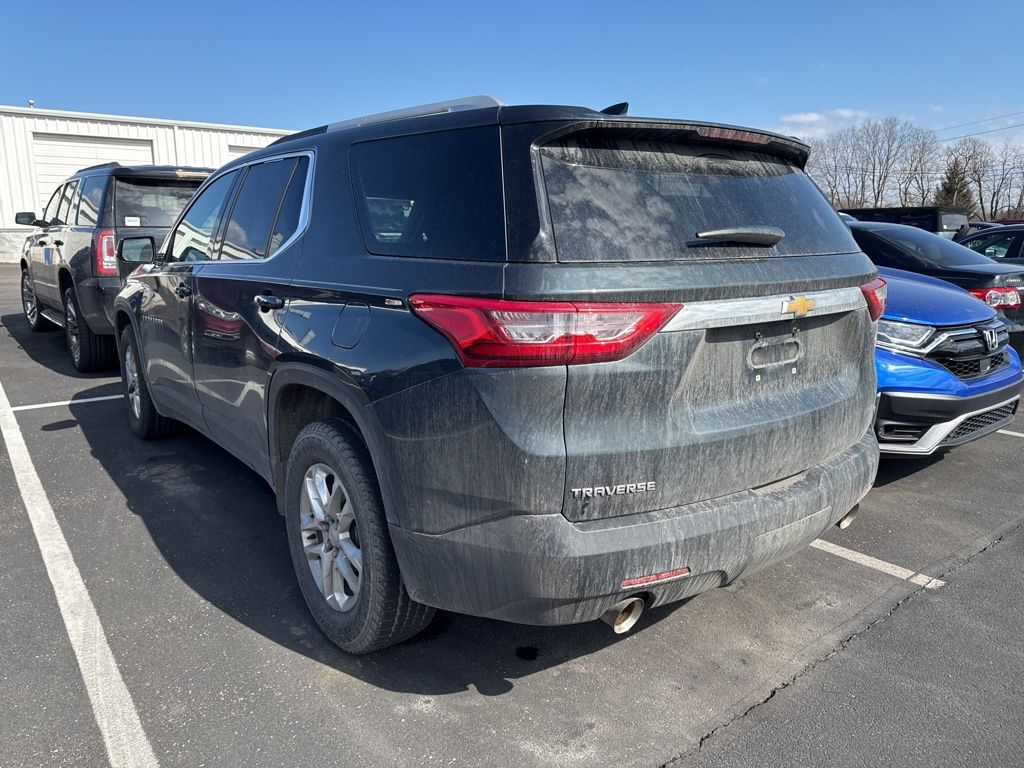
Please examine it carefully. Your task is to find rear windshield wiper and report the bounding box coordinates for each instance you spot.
[686,226,785,248]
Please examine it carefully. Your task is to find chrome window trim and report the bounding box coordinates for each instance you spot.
[167,149,315,266]
[660,286,865,332]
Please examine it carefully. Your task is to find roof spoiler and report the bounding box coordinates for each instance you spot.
[534,120,811,167]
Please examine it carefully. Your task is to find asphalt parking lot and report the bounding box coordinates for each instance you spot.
[1,262,1022,768]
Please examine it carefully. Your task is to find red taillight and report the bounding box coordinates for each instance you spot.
[859,277,887,322]
[969,286,1021,309]
[94,229,117,276]
[408,294,681,368]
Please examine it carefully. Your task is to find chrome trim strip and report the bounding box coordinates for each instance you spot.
[881,380,1023,401]
[879,395,1020,455]
[661,286,865,332]
[877,318,1008,359]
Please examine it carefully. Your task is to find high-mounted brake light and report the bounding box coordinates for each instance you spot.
[94,229,117,276]
[695,126,770,144]
[969,286,1021,309]
[409,295,681,368]
[859,277,887,322]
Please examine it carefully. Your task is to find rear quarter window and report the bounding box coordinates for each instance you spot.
[349,127,505,261]
[540,135,857,262]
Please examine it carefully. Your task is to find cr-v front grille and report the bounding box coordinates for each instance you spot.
[927,319,1010,381]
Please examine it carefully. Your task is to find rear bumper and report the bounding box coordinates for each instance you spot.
[74,276,120,334]
[389,431,878,625]
[876,379,1022,454]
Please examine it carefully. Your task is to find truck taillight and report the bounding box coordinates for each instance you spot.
[409,294,681,368]
[969,286,1021,309]
[94,230,117,276]
[859,277,887,322]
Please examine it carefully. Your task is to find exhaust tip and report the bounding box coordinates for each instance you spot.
[837,504,859,530]
[600,597,645,634]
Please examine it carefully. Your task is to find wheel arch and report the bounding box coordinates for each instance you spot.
[267,363,400,525]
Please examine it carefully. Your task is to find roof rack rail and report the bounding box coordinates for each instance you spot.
[327,95,505,132]
[80,161,121,172]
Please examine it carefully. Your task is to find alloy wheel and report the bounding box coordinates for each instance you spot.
[22,272,37,324]
[299,463,362,612]
[123,344,141,420]
[65,295,80,363]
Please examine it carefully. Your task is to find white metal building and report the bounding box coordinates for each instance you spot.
[0,105,291,262]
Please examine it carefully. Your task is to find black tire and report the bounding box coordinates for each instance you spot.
[119,327,177,439]
[64,286,115,372]
[284,419,434,653]
[21,268,56,332]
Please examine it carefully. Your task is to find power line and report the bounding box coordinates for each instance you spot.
[932,110,1024,133]
[939,121,1024,142]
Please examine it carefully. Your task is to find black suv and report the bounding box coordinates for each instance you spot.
[114,98,883,653]
[17,163,210,371]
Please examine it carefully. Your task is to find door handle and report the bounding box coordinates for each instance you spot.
[38,240,48,246]
[175,284,192,298]
[254,294,285,312]
[53,240,64,247]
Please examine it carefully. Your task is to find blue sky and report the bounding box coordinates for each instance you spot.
[3,0,1022,141]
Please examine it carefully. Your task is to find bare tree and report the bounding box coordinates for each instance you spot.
[896,128,940,206]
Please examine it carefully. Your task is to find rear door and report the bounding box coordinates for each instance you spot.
[535,129,878,521]
[191,155,309,475]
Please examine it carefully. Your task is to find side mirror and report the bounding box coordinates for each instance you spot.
[15,211,42,226]
[118,236,156,264]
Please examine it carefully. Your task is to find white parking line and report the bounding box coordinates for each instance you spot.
[0,380,159,768]
[998,429,1024,438]
[10,394,122,412]
[811,539,945,589]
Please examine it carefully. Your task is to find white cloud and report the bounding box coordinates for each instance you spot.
[771,107,872,138]
[928,104,945,113]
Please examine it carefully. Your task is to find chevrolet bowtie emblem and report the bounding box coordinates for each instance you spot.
[783,295,816,318]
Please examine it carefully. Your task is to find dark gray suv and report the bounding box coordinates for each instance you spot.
[17,163,210,371]
[114,97,883,652]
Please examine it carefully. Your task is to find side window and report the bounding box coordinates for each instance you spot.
[963,232,1017,260]
[54,181,79,226]
[268,156,309,257]
[69,182,83,226]
[218,159,297,261]
[77,177,106,227]
[168,171,239,263]
[42,185,63,225]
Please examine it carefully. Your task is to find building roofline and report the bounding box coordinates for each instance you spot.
[0,104,292,135]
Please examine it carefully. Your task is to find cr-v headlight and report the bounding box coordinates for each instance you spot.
[876,320,934,353]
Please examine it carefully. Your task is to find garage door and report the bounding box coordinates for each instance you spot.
[33,133,155,210]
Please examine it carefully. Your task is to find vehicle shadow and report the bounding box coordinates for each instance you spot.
[1,312,120,387]
[66,383,685,697]
[873,453,944,488]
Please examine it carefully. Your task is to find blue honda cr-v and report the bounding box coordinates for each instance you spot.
[875,266,1023,454]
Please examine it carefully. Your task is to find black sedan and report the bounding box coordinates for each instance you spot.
[848,221,1024,353]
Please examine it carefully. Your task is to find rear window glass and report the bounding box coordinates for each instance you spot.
[349,127,505,260]
[540,136,856,262]
[114,178,203,228]
[851,225,999,270]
